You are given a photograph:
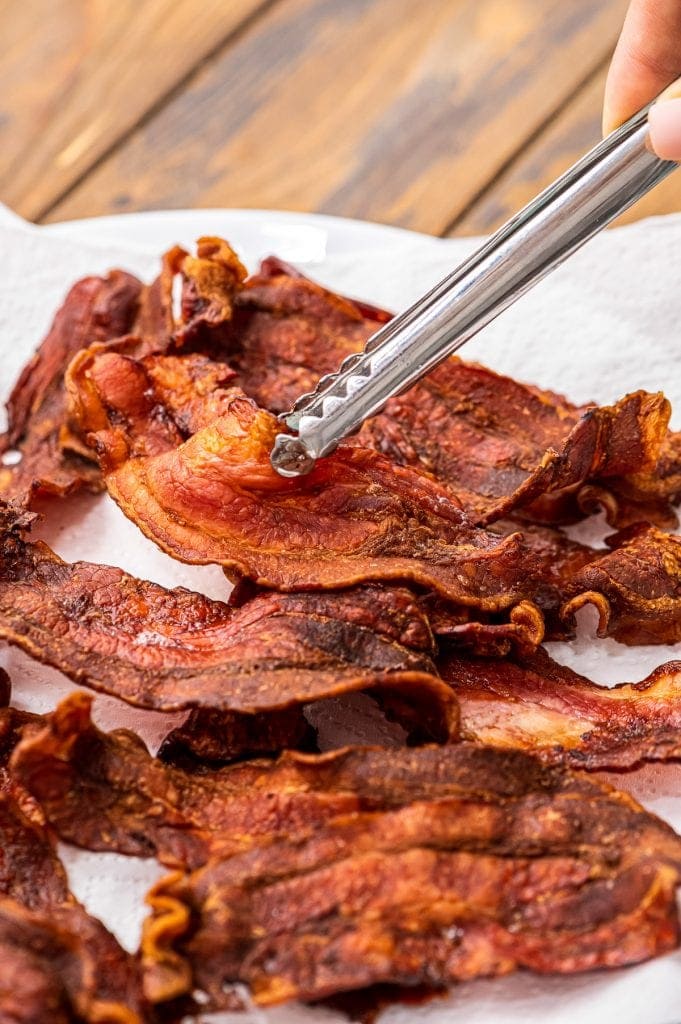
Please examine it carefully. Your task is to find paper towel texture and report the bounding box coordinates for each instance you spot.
[1,209,680,1023]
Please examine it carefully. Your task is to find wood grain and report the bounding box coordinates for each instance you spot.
[0,0,273,221]
[46,0,629,233]
[453,65,681,236]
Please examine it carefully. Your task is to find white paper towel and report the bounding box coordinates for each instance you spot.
[1,206,680,1023]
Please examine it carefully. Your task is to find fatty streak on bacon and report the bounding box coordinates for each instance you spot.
[224,258,679,528]
[68,350,538,607]
[0,791,149,1023]
[562,524,681,644]
[440,646,681,770]
[140,745,681,1009]
[0,506,456,737]
[0,270,142,505]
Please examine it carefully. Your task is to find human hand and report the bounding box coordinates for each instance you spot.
[604,0,681,159]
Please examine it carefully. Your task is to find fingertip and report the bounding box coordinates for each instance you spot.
[648,98,681,161]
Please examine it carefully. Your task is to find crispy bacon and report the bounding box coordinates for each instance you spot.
[0,513,457,737]
[227,263,387,413]
[359,362,671,527]
[440,646,681,770]
[0,794,70,909]
[7,238,681,1016]
[13,700,681,1006]
[140,743,681,1008]
[582,428,681,529]
[223,258,679,528]
[16,692,681,872]
[0,271,142,504]
[256,254,393,324]
[64,348,239,463]
[562,524,681,644]
[131,249,175,352]
[12,693,358,869]
[174,237,247,349]
[0,900,154,1024]
[0,662,44,804]
[68,350,538,606]
[420,597,545,657]
[494,521,602,640]
[417,522,598,652]
[0,791,150,1022]
[11,694,465,869]
[0,705,41,803]
[0,238,249,512]
[158,706,315,766]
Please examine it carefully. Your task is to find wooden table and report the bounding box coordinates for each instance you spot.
[2,0,680,236]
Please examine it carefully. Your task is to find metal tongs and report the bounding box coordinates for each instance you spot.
[270,104,678,478]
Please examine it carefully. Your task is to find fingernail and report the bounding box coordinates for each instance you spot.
[648,98,681,161]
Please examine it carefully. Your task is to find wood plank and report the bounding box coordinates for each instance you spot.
[47,0,629,233]
[0,0,273,221]
[453,64,681,236]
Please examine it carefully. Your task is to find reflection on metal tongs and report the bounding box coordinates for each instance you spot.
[270,103,678,478]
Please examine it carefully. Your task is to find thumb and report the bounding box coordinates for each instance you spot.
[648,79,681,161]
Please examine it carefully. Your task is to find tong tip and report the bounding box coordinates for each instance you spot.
[270,434,317,478]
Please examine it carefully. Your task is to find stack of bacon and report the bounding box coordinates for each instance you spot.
[1,238,681,1021]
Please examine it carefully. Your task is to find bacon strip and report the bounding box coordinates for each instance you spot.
[0,707,41,809]
[0,511,456,738]
[227,261,388,413]
[360,362,670,527]
[0,271,142,504]
[68,351,538,606]
[29,694,592,869]
[0,665,46,809]
[12,693,363,870]
[0,237,251,514]
[146,856,680,1008]
[173,236,248,349]
[562,524,681,644]
[0,688,149,1023]
[13,699,681,1007]
[0,791,149,1022]
[440,646,681,770]
[0,901,152,1024]
[157,705,315,766]
[140,745,681,1008]
[16,691,681,869]
[225,259,677,528]
[582,428,681,529]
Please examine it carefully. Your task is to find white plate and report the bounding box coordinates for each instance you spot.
[5,207,681,1024]
[43,207,448,268]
